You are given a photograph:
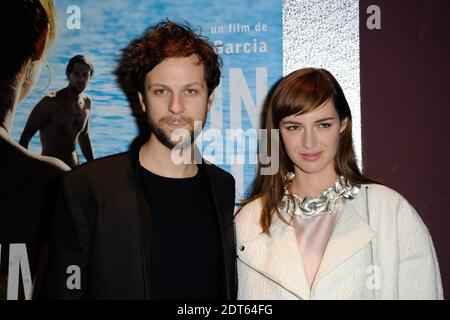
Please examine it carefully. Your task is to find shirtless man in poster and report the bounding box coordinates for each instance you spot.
[20,55,95,168]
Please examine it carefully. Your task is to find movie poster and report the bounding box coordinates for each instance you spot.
[13,0,282,201]
[4,0,447,303]
[2,0,282,299]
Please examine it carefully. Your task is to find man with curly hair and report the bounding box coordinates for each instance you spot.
[42,20,237,300]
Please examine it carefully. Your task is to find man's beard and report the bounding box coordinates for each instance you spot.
[70,82,85,94]
[149,115,199,150]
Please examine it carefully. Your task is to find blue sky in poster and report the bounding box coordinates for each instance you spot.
[11,0,282,200]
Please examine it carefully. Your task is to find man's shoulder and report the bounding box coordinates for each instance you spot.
[81,93,93,106]
[202,161,235,184]
[62,151,132,184]
[33,93,57,110]
[45,91,58,99]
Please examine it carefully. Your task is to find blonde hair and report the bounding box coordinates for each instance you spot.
[40,0,57,46]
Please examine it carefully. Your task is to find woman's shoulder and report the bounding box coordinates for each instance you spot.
[234,197,264,225]
[234,197,265,241]
[362,183,410,206]
[361,183,428,230]
[235,196,263,217]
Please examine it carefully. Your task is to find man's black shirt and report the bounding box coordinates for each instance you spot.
[139,163,224,300]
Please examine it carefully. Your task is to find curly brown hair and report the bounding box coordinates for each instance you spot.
[115,20,222,97]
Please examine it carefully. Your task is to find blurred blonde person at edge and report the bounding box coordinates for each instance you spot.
[0,0,69,300]
[235,68,443,300]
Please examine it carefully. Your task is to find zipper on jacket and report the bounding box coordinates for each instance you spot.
[365,185,379,300]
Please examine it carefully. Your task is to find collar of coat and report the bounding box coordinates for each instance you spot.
[236,186,377,299]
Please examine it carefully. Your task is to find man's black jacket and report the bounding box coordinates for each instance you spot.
[41,146,237,299]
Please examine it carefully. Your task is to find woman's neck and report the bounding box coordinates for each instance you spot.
[0,74,23,135]
[290,165,339,198]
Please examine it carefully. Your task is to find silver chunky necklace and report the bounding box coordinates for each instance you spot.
[278,174,360,220]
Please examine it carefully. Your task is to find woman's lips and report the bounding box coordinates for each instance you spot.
[301,151,322,161]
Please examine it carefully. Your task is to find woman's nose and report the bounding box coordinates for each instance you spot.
[303,129,317,149]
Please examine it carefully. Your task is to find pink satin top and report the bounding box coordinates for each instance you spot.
[292,205,342,288]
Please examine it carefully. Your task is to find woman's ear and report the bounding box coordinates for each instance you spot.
[137,91,147,113]
[33,24,49,61]
[340,117,348,133]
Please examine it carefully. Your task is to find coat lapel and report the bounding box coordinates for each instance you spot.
[313,197,376,285]
[238,214,311,299]
[238,192,377,299]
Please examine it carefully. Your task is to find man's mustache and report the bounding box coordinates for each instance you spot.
[160,116,194,125]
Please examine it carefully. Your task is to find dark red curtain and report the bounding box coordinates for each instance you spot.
[360,0,450,299]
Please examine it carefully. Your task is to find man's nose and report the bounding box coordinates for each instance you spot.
[168,95,183,114]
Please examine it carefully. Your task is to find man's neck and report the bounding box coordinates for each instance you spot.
[139,136,198,178]
[64,86,82,100]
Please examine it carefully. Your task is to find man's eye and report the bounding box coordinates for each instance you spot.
[319,123,331,128]
[153,89,166,95]
[186,89,198,95]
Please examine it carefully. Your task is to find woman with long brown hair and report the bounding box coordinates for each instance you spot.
[235,68,443,299]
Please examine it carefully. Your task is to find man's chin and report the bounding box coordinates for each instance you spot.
[152,132,190,150]
[169,135,194,148]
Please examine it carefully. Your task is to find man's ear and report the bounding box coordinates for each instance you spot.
[340,117,348,134]
[33,24,49,61]
[137,92,147,113]
[207,90,215,112]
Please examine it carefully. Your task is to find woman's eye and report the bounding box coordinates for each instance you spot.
[286,125,300,131]
[319,123,331,128]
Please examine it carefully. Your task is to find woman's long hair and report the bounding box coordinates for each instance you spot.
[1,0,56,77]
[244,68,378,234]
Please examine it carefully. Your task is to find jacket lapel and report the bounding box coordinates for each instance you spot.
[238,193,376,299]
[130,146,152,299]
[313,197,376,284]
[203,161,234,299]
[238,214,311,299]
